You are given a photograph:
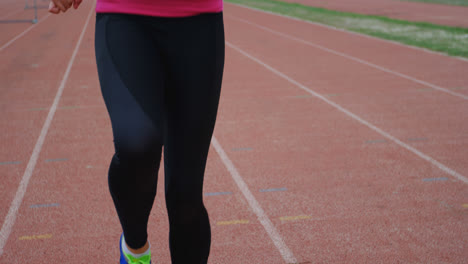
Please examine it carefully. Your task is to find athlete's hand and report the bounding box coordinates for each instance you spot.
[73,0,83,9]
[48,0,81,14]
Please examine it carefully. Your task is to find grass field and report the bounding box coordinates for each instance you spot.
[402,0,468,6]
[227,0,468,58]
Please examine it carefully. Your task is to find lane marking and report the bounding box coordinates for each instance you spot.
[226,2,468,63]
[216,219,249,226]
[226,42,468,185]
[29,203,59,208]
[0,161,21,165]
[280,215,312,221]
[19,234,52,241]
[226,15,468,100]
[24,4,50,10]
[204,192,233,196]
[287,95,312,99]
[407,138,428,142]
[0,13,51,52]
[212,137,297,263]
[28,107,48,111]
[0,4,94,256]
[25,105,102,112]
[44,158,68,163]
[437,200,452,209]
[85,164,106,169]
[260,187,287,192]
[422,177,448,182]
[365,139,388,144]
[0,19,34,24]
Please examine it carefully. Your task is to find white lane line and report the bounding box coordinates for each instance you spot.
[226,2,468,63]
[0,5,94,256]
[226,41,468,185]
[0,13,51,52]
[226,15,468,101]
[211,137,297,263]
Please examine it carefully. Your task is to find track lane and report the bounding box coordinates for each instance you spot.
[223,6,468,179]
[212,35,468,262]
[225,3,468,93]
[0,0,22,18]
[226,14,468,100]
[0,0,95,229]
[0,0,96,256]
[208,5,467,262]
[0,8,52,48]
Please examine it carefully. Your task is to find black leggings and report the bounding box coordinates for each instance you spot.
[94,12,224,263]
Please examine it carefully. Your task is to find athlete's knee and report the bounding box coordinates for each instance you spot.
[113,132,162,162]
[165,189,204,225]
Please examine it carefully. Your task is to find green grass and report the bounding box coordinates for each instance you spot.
[226,0,468,58]
[401,0,468,6]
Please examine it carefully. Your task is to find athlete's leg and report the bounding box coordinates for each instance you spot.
[95,13,166,250]
[157,12,225,264]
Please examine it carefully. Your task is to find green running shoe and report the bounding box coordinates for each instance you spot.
[119,234,151,264]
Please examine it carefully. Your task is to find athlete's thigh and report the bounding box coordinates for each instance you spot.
[95,13,166,152]
[162,13,225,190]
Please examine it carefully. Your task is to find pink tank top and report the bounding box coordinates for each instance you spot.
[96,0,223,17]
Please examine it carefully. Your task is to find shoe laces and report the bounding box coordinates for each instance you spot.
[125,254,151,264]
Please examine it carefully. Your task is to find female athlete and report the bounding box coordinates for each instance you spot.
[49,0,225,263]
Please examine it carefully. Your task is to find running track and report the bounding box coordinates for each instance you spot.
[0,1,467,263]
[282,0,468,28]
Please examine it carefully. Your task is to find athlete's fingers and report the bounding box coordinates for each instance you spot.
[73,0,82,9]
[52,0,66,12]
[64,0,73,9]
[59,0,73,12]
[48,1,60,14]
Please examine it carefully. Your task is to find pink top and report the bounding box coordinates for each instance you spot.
[96,0,223,17]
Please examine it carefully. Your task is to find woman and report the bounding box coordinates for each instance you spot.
[49,0,225,263]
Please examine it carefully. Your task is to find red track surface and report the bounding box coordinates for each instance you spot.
[282,0,468,28]
[0,1,467,263]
